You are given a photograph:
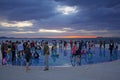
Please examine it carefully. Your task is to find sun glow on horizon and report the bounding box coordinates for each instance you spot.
[12,35,97,38]
[38,35,97,38]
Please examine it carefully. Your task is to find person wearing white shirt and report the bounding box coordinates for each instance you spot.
[17,42,24,57]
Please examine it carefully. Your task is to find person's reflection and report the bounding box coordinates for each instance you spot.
[51,45,59,62]
[103,48,105,57]
[114,42,118,59]
[99,48,102,57]
[64,49,67,56]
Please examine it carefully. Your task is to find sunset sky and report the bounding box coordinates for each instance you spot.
[0,0,120,38]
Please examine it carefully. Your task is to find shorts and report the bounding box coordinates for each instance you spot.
[26,56,30,62]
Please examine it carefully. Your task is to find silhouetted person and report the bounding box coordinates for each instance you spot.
[109,41,114,61]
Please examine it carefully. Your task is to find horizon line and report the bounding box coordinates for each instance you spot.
[0,35,97,38]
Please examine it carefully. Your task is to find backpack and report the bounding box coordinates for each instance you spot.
[33,52,39,59]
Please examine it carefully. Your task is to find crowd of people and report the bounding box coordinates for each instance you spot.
[0,39,119,71]
[0,40,50,71]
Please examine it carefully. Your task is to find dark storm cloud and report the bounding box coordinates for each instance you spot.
[0,0,57,21]
[54,1,120,20]
[54,0,120,33]
[54,0,120,8]
[55,0,120,17]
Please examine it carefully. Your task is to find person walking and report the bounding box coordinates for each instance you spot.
[43,41,50,71]
[24,44,31,71]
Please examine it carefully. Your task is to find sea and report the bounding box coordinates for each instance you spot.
[0,37,120,43]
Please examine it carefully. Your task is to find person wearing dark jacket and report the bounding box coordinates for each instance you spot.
[43,41,49,71]
[11,42,16,65]
[1,43,4,65]
[24,44,31,71]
